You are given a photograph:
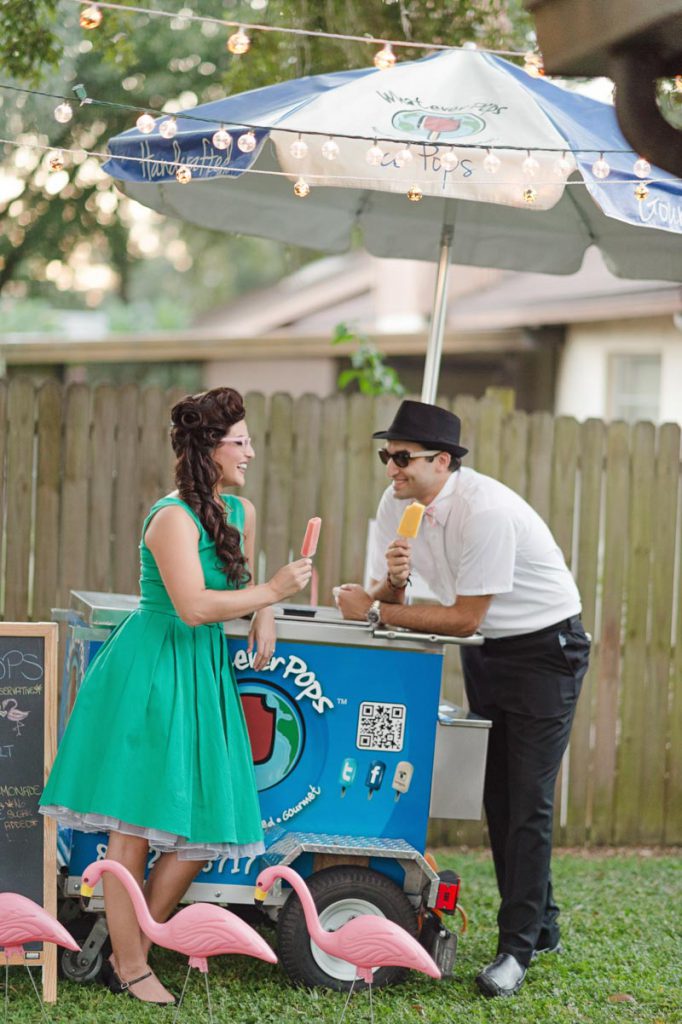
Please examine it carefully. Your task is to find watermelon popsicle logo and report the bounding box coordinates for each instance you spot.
[240,683,305,791]
[391,108,486,142]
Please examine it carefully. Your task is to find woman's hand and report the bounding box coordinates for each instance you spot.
[248,607,276,670]
[268,558,313,601]
[386,538,411,587]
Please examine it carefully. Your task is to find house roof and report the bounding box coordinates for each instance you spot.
[195,246,682,338]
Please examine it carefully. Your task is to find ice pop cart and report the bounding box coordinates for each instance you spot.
[54,592,489,990]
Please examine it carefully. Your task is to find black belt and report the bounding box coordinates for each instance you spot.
[483,614,583,647]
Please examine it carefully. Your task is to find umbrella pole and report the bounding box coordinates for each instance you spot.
[420,221,454,405]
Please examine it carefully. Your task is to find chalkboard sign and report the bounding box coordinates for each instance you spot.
[0,623,58,1002]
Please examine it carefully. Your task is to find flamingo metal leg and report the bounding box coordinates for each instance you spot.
[4,963,9,1024]
[24,966,50,1023]
[337,977,356,1024]
[172,964,193,1024]
[367,981,374,1024]
[203,970,214,1024]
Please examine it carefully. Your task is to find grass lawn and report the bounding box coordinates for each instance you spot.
[4,849,680,1024]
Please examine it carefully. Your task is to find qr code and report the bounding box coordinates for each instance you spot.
[356,702,406,752]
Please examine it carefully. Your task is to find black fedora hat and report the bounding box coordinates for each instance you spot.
[373,400,468,457]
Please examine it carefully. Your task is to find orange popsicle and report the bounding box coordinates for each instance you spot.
[397,502,425,538]
[301,517,322,557]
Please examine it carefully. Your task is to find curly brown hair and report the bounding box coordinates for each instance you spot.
[170,387,251,587]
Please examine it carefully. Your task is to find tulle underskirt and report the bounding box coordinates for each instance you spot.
[41,805,264,863]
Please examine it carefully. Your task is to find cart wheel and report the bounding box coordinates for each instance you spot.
[276,865,417,991]
[60,948,103,984]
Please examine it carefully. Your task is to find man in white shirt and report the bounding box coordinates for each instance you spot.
[337,400,590,998]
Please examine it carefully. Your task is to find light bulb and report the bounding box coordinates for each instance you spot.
[366,143,384,166]
[440,149,459,172]
[54,102,73,124]
[634,182,649,201]
[592,155,610,179]
[79,4,103,29]
[553,151,573,177]
[374,43,396,70]
[176,165,192,184]
[483,150,500,174]
[290,136,308,159]
[49,150,65,172]
[634,157,651,178]
[227,27,251,55]
[523,187,537,204]
[294,177,310,198]
[237,130,257,153]
[212,127,231,150]
[523,51,544,77]
[321,138,340,161]
[395,146,413,168]
[522,152,540,178]
[136,113,156,134]
[407,185,423,202]
[159,118,178,140]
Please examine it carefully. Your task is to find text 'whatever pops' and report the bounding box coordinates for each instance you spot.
[301,517,322,557]
[397,502,426,538]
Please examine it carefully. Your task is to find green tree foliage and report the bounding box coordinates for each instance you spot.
[0,1,532,313]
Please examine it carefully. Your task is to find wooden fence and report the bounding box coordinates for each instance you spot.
[0,377,680,847]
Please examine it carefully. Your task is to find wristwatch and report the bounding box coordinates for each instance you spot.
[367,600,381,627]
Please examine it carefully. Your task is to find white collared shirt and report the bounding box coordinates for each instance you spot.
[369,467,581,639]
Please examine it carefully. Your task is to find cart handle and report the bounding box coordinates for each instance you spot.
[372,628,484,646]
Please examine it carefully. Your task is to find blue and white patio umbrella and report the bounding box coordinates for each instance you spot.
[104,49,682,402]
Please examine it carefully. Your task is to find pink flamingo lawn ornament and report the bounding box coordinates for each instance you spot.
[0,892,80,1022]
[81,860,277,1022]
[254,866,440,1023]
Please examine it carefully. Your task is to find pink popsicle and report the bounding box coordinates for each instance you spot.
[301,517,322,557]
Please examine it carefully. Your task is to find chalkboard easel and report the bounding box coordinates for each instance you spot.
[0,623,58,1002]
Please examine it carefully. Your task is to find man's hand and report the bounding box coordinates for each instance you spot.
[248,607,276,670]
[386,538,412,588]
[335,583,373,621]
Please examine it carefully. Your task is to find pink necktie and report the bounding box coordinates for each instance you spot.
[424,505,438,526]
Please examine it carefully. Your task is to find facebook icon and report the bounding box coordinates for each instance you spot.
[365,760,386,799]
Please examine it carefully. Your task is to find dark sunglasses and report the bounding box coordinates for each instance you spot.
[378,448,442,468]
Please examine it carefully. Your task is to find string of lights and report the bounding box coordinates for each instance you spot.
[0,133,669,206]
[0,78,669,196]
[0,81,645,157]
[67,0,542,62]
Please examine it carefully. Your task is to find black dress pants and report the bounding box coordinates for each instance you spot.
[461,616,590,968]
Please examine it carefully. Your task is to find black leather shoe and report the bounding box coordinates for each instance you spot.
[476,953,527,997]
[532,927,562,960]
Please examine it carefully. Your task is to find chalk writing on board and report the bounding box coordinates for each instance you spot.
[0,650,44,681]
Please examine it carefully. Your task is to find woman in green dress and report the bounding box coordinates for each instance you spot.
[40,387,312,1004]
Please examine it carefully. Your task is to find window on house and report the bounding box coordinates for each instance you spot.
[609,354,661,423]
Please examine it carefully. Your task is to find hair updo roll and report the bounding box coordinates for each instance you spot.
[170,387,250,587]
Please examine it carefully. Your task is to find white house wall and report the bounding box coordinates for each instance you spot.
[555,316,682,425]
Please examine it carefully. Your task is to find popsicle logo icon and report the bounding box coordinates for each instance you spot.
[339,757,357,797]
[391,108,486,141]
[392,761,414,801]
[239,681,305,791]
[365,760,386,799]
